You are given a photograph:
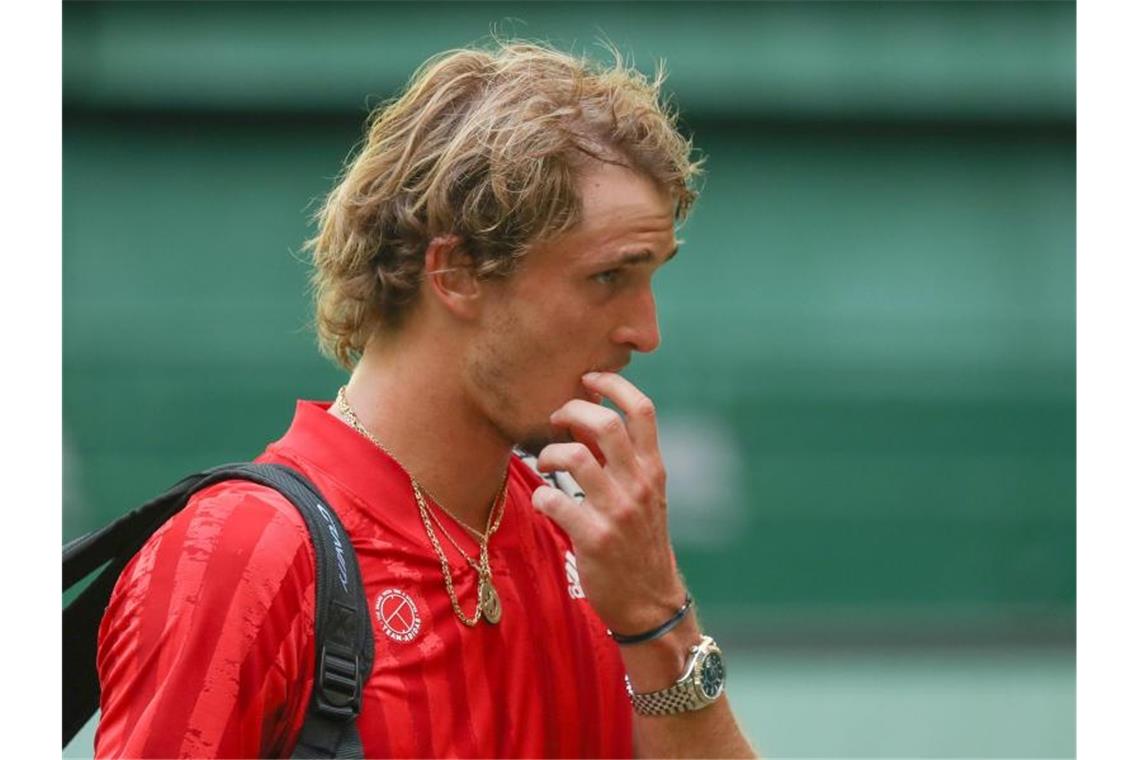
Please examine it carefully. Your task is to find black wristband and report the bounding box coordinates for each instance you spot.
[609,594,694,645]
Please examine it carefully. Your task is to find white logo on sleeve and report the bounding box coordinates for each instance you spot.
[564,551,585,599]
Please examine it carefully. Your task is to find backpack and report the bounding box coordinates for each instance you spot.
[62,463,375,759]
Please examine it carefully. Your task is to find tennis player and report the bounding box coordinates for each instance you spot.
[95,41,756,758]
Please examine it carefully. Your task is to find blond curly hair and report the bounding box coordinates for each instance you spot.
[306,41,702,369]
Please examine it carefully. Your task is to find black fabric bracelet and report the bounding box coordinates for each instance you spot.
[609,594,694,645]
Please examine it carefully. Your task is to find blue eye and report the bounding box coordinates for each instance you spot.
[592,269,622,285]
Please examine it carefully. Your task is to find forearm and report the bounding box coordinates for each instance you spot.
[622,615,758,759]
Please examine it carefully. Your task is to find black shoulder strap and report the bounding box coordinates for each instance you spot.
[62,463,374,759]
[276,466,374,760]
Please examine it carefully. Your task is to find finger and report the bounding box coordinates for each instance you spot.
[549,399,638,476]
[581,372,660,456]
[531,485,598,542]
[536,442,615,502]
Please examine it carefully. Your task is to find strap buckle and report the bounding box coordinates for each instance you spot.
[314,644,362,719]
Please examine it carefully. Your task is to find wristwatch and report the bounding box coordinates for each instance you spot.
[625,635,726,715]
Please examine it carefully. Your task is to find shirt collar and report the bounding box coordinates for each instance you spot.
[265,400,525,551]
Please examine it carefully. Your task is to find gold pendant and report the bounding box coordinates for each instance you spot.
[479,577,502,624]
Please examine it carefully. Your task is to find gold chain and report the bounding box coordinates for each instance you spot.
[411,481,504,626]
[424,486,506,571]
[335,386,507,626]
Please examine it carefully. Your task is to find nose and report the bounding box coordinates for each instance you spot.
[611,286,662,354]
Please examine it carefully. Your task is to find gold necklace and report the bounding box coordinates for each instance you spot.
[335,386,507,625]
[414,468,508,625]
[411,481,506,625]
[423,487,506,572]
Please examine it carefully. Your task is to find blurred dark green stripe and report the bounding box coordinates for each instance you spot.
[63,1,1074,121]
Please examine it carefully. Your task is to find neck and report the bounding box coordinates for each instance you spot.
[330,328,513,532]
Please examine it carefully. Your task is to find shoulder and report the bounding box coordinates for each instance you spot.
[156,479,314,576]
[107,478,319,632]
[187,478,314,552]
[96,478,319,757]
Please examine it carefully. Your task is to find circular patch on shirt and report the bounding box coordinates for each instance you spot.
[375,588,421,642]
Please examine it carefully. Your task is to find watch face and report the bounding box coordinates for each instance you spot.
[699,651,725,699]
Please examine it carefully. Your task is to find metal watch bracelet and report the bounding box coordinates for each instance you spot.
[624,635,726,716]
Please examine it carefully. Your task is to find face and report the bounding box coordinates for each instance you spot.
[463,161,678,453]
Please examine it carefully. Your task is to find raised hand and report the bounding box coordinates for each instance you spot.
[531,371,688,637]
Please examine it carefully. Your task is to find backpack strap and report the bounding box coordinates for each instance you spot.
[268,466,374,760]
[62,463,374,759]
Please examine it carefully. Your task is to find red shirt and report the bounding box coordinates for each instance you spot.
[96,400,633,758]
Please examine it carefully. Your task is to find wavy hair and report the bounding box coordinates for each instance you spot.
[306,40,702,369]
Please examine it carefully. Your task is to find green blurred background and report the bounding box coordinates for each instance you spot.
[63,1,1075,757]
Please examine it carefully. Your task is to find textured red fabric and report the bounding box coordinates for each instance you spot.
[95,400,633,758]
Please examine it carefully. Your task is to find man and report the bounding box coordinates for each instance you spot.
[96,42,756,758]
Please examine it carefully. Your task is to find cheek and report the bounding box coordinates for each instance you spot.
[471,307,554,401]
[480,291,608,401]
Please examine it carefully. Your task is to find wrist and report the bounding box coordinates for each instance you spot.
[605,571,688,636]
[610,594,693,645]
[619,611,703,693]
[625,633,728,717]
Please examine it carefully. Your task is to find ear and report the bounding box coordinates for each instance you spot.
[423,235,483,320]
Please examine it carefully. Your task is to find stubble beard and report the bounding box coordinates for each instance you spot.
[470,347,575,458]
[468,298,573,458]
[484,388,572,458]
